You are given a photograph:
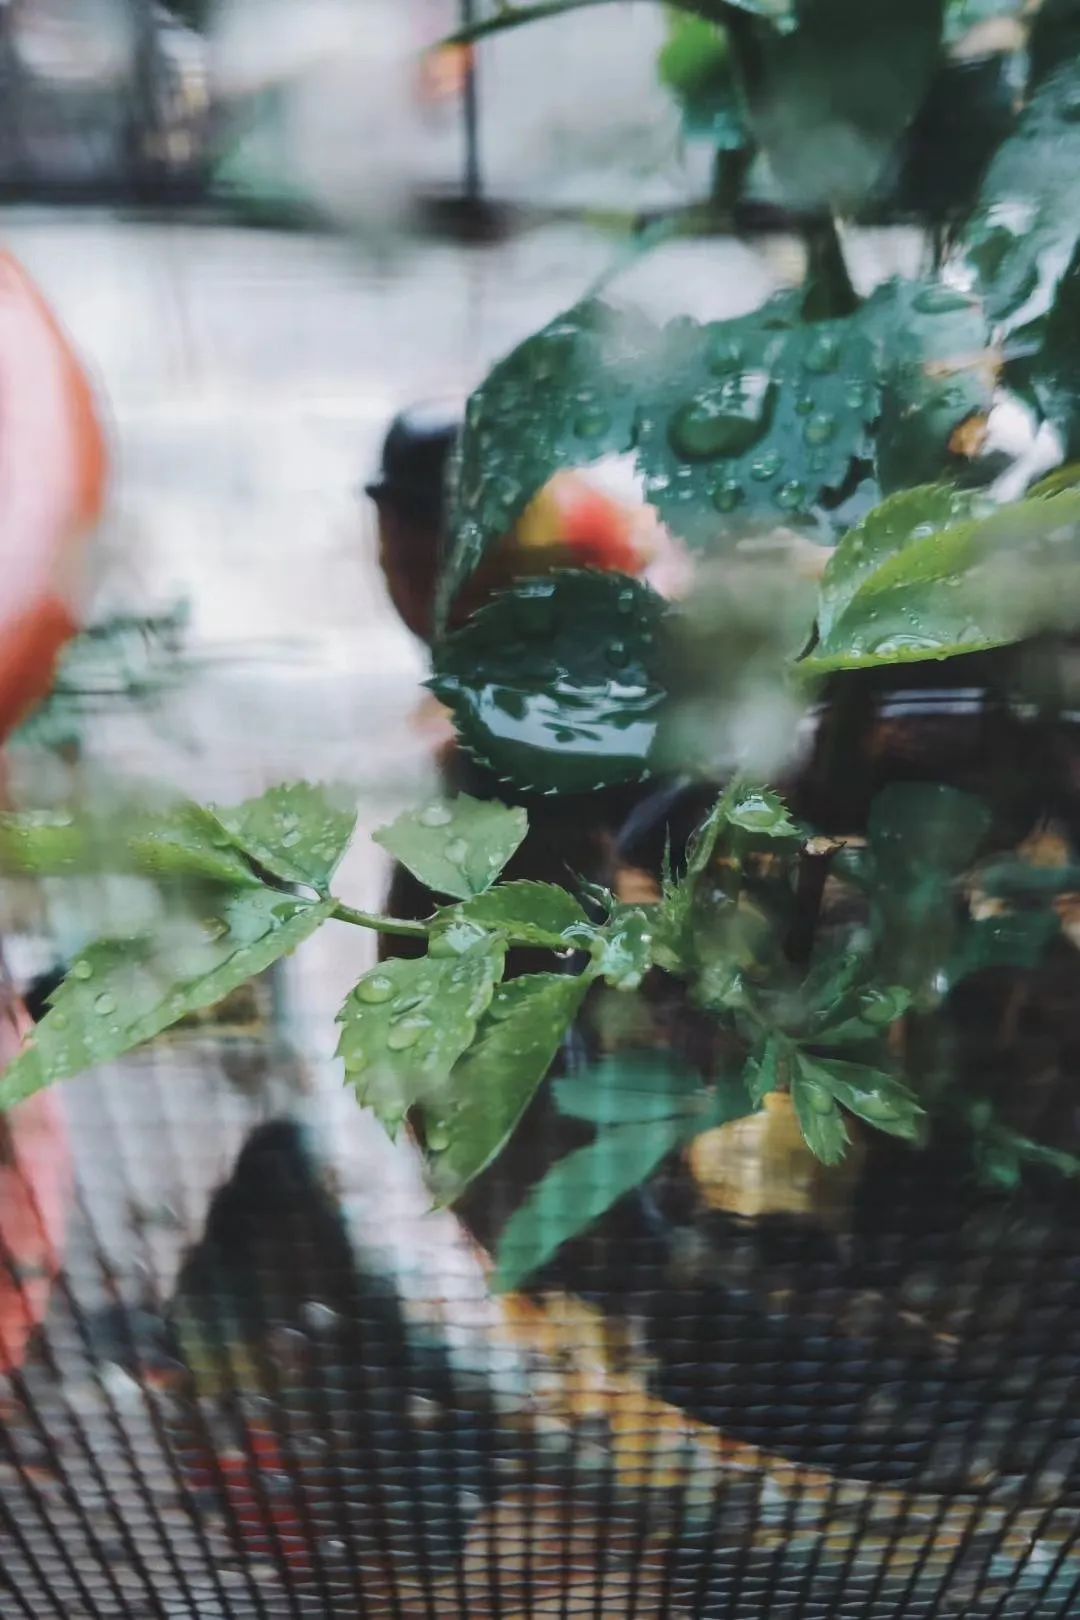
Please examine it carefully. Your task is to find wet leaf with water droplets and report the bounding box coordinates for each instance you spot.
[0,890,334,1110]
[210,782,358,893]
[428,971,592,1205]
[442,882,592,950]
[438,300,652,623]
[793,1052,924,1156]
[431,571,668,794]
[373,794,527,900]
[335,939,506,1137]
[634,296,878,547]
[0,800,259,887]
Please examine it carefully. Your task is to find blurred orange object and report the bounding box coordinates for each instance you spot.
[417,43,474,105]
[511,471,656,577]
[0,251,108,742]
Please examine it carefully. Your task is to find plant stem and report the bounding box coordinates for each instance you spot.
[332,903,431,940]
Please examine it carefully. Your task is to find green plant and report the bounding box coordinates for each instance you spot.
[7,0,1080,1291]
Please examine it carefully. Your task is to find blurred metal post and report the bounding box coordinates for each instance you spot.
[460,0,482,204]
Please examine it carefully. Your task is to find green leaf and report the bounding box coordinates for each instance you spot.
[725,784,799,838]
[659,14,749,147]
[795,1052,925,1143]
[802,489,1080,673]
[593,904,657,990]
[745,1035,787,1102]
[737,0,945,211]
[860,278,994,492]
[1027,238,1080,459]
[809,983,911,1045]
[373,794,528,901]
[816,485,989,643]
[438,301,649,618]
[555,1052,707,1125]
[211,782,357,893]
[964,61,1080,332]
[428,972,591,1204]
[447,882,591,950]
[430,572,668,795]
[790,1060,850,1164]
[492,1114,694,1292]
[869,782,991,881]
[950,910,1060,981]
[0,800,260,888]
[633,298,879,544]
[0,891,333,1110]
[336,938,506,1137]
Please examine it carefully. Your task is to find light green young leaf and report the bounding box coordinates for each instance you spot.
[593,904,657,990]
[447,882,592,950]
[554,1052,706,1125]
[0,801,259,888]
[0,891,334,1110]
[373,794,528,901]
[211,782,357,893]
[816,485,989,642]
[429,972,592,1205]
[790,1060,851,1165]
[336,938,506,1136]
[492,1114,694,1293]
[795,1052,924,1143]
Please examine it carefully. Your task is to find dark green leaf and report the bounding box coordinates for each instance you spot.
[634,299,879,544]
[737,0,945,211]
[336,938,506,1136]
[951,910,1060,980]
[869,783,991,880]
[492,1115,694,1292]
[429,972,591,1204]
[810,984,911,1044]
[0,891,333,1110]
[802,489,1080,673]
[211,782,357,893]
[888,52,1020,225]
[373,794,528,901]
[816,485,989,643]
[745,1035,788,1102]
[554,1052,706,1125]
[1027,238,1080,459]
[438,301,649,617]
[431,572,668,794]
[860,278,994,492]
[447,882,591,950]
[964,61,1080,332]
[796,1052,924,1142]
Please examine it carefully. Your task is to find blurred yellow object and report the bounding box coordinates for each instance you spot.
[687,1090,866,1225]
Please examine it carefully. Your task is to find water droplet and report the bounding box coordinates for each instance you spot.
[912,284,971,316]
[94,993,117,1016]
[803,333,840,374]
[357,974,395,1005]
[855,1093,902,1122]
[776,480,807,511]
[617,589,637,615]
[387,1019,428,1052]
[713,479,743,513]
[804,411,836,446]
[750,449,782,482]
[845,382,868,409]
[420,804,453,828]
[794,396,814,416]
[426,1120,451,1152]
[574,406,612,439]
[801,1080,835,1115]
[72,961,92,981]
[280,829,302,849]
[669,373,774,461]
[446,838,469,865]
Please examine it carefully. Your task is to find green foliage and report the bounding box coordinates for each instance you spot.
[803,488,1080,673]
[373,794,527,900]
[735,0,945,212]
[438,302,645,623]
[553,1051,709,1124]
[211,782,357,893]
[429,972,593,1203]
[658,13,749,148]
[964,60,1080,332]
[0,890,334,1110]
[447,882,591,950]
[634,297,879,542]
[431,572,668,793]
